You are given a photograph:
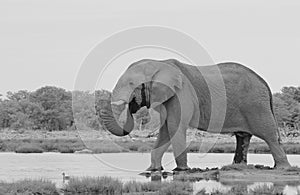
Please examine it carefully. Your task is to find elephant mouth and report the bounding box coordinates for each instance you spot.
[129,83,151,114]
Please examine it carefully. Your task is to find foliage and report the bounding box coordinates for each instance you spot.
[0,86,74,131]
[274,86,300,130]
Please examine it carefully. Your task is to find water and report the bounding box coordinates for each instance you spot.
[1,153,300,194]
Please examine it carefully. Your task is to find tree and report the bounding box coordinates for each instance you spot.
[30,86,74,130]
[6,90,30,101]
[273,87,300,130]
[273,96,290,127]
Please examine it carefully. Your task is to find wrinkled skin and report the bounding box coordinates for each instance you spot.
[98,59,291,171]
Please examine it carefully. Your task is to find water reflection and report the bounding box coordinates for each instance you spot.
[139,170,300,194]
[139,171,173,181]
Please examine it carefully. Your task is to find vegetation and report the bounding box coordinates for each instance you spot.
[0,179,59,195]
[1,177,296,195]
[63,176,123,194]
[62,177,192,195]
[15,143,44,153]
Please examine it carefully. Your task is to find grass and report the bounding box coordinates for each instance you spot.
[249,184,281,195]
[0,179,59,195]
[63,177,192,195]
[63,176,123,194]
[1,177,297,195]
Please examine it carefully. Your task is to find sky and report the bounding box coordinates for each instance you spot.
[0,0,299,96]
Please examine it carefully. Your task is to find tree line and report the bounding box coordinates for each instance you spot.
[0,86,299,131]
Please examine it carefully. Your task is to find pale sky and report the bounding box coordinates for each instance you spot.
[0,0,299,96]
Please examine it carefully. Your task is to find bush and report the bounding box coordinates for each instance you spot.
[57,146,74,153]
[251,144,270,154]
[15,143,44,153]
[137,145,152,153]
[0,179,59,195]
[187,142,200,152]
[63,176,122,194]
[284,145,300,154]
[85,140,126,153]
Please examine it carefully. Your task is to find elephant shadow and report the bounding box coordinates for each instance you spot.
[139,171,217,182]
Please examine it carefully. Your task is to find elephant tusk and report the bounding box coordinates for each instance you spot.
[111,100,126,106]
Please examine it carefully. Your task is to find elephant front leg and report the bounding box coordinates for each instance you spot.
[168,120,190,172]
[146,122,171,172]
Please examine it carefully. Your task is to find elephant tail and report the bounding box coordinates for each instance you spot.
[269,87,282,144]
[273,108,282,144]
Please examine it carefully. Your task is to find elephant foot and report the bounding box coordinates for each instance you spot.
[172,166,190,172]
[274,161,291,170]
[146,166,164,172]
[232,161,247,165]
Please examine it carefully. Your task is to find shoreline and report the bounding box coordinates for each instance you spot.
[1,165,300,195]
[1,129,300,154]
[0,138,299,154]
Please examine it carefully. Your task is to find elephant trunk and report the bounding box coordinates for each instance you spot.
[97,99,134,136]
[96,82,151,136]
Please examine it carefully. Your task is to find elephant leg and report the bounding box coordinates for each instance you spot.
[233,132,252,164]
[244,108,291,168]
[146,122,171,172]
[168,121,189,171]
[166,106,190,171]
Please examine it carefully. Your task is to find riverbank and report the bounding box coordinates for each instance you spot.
[1,129,300,154]
[1,170,300,195]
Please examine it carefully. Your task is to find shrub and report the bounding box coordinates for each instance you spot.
[86,140,126,153]
[285,166,300,172]
[57,146,74,153]
[284,145,300,154]
[188,142,200,152]
[138,145,152,152]
[251,144,270,154]
[15,143,44,153]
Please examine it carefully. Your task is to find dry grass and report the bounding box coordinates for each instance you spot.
[0,179,59,195]
[63,176,122,194]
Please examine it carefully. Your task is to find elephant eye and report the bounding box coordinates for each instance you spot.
[129,81,134,86]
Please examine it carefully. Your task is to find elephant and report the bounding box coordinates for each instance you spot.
[98,59,291,171]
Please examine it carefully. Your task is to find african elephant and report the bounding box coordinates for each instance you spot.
[98,59,291,171]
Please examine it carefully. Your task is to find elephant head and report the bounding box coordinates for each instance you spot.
[99,59,183,136]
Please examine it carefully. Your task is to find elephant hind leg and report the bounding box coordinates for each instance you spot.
[233,132,252,164]
[244,108,291,168]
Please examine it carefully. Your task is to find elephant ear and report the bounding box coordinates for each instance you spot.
[147,62,183,104]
